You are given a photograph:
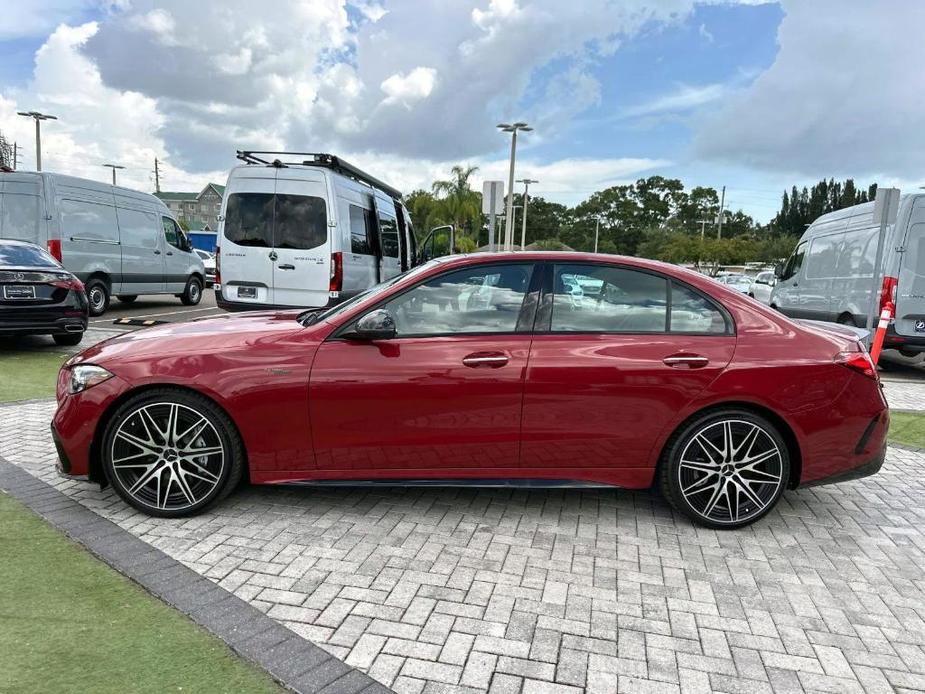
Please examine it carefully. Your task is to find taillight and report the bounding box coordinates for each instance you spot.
[835,350,877,379]
[879,275,898,315]
[329,251,343,292]
[51,277,84,292]
[214,246,221,285]
[47,239,62,262]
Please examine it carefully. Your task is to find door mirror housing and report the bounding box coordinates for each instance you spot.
[352,309,397,340]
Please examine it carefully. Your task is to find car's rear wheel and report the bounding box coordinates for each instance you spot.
[181,277,202,306]
[659,409,789,529]
[53,332,84,346]
[101,389,244,517]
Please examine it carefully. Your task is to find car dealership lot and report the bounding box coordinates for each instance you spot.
[3,397,925,694]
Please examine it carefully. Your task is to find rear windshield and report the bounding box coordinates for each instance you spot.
[0,242,59,268]
[223,193,327,249]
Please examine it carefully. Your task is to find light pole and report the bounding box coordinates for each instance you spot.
[497,122,532,251]
[594,216,602,253]
[517,178,538,251]
[103,163,126,186]
[17,111,57,171]
[509,205,523,240]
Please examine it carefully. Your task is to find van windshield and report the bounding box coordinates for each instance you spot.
[224,193,327,249]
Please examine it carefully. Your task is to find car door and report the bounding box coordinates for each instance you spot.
[161,217,188,293]
[520,263,736,482]
[374,197,402,281]
[117,207,163,295]
[772,240,806,314]
[308,261,538,473]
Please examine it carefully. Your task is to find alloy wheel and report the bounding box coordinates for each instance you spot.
[677,419,784,525]
[110,402,225,511]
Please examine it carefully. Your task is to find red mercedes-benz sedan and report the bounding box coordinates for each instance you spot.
[52,253,888,528]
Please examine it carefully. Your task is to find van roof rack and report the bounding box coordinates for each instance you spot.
[236,151,403,200]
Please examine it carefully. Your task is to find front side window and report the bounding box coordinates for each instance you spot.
[383,264,533,336]
[162,217,183,248]
[223,193,327,249]
[780,241,807,281]
[551,265,668,333]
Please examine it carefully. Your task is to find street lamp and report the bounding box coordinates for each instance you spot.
[508,205,523,243]
[103,163,126,186]
[497,122,532,251]
[594,215,602,253]
[17,111,57,172]
[516,178,538,251]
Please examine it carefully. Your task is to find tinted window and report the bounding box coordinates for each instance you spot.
[349,205,373,255]
[224,193,274,247]
[379,213,400,259]
[551,265,668,333]
[275,194,327,250]
[384,264,533,336]
[0,242,58,268]
[780,242,806,281]
[836,227,877,278]
[162,217,180,247]
[806,234,840,279]
[670,282,727,333]
[117,208,158,249]
[0,193,42,241]
[60,199,118,242]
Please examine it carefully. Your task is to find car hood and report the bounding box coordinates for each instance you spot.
[72,311,306,366]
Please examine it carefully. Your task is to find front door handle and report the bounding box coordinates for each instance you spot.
[663,354,709,369]
[153,249,161,255]
[278,264,295,270]
[462,352,509,368]
[166,251,174,256]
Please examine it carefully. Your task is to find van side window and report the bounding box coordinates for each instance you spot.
[780,241,807,280]
[118,208,158,249]
[836,227,877,278]
[61,199,118,243]
[378,213,400,259]
[348,205,373,255]
[806,235,840,279]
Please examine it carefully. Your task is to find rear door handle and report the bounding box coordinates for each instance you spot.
[153,249,162,255]
[278,264,295,270]
[663,354,709,369]
[462,352,509,368]
[166,251,174,256]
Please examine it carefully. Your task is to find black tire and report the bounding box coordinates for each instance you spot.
[181,277,202,306]
[659,408,790,530]
[117,295,138,304]
[837,313,857,327]
[85,278,110,317]
[53,332,84,346]
[101,388,244,517]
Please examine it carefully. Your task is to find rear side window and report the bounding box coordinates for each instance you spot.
[0,242,58,268]
[551,264,668,333]
[0,193,42,241]
[378,212,400,259]
[224,193,327,249]
[117,208,158,249]
[60,199,118,243]
[349,205,373,255]
[670,282,728,333]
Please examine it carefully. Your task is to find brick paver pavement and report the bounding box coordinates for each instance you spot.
[2,400,924,693]
[881,379,925,411]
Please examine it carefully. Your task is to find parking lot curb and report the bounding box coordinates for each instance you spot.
[0,456,392,694]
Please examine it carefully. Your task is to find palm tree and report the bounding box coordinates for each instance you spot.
[431,165,482,243]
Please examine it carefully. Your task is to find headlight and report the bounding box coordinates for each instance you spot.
[68,365,114,394]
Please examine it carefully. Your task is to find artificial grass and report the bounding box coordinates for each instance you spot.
[888,411,925,449]
[0,350,69,403]
[0,491,284,694]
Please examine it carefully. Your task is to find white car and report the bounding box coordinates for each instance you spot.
[748,271,776,304]
[716,274,752,294]
[195,249,216,286]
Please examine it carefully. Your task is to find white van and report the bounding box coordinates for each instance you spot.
[216,152,421,311]
[0,171,205,316]
[771,193,925,355]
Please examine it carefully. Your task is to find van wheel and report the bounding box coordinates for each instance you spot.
[117,295,138,304]
[85,279,110,316]
[837,314,857,327]
[181,277,202,306]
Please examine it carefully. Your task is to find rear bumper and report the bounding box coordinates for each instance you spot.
[215,287,337,312]
[798,443,886,488]
[883,324,925,353]
[0,314,87,335]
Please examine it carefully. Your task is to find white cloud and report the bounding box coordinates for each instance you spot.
[695,0,925,179]
[624,82,727,117]
[127,9,177,44]
[380,67,437,106]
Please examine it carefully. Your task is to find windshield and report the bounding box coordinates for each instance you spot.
[224,192,327,249]
[299,259,444,326]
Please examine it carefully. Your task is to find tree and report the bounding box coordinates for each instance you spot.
[771,177,877,235]
[405,189,441,240]
[431,165,482,242]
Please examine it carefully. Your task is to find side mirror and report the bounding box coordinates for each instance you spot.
[352,309,396,340]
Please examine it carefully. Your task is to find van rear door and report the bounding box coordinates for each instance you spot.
[273,170,331,308]
[221,170,277,306]
[894,196,925,337]
[0,174,46,245]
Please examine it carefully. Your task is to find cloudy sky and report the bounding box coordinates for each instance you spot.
[1,0,923,222]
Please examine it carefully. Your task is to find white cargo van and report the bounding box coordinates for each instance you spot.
[771,193,925,355]
[0,171,205,316]
[216,151,424,311]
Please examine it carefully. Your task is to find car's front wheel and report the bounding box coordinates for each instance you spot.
[659,409,789,529]
[180,277,202,306]
[101,389,244,517]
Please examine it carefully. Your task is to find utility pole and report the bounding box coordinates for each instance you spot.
[154,157,161,193]
[103,163,125,185]
[594,216,601,253]
[17,111,57,171]
[497,122,532,251]
[717,185,726,239]
[517,178,538,251]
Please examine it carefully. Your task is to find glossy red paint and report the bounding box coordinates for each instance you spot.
[52,252,888,498]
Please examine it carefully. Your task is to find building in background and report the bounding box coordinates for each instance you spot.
[154,183,225,231]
